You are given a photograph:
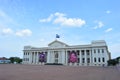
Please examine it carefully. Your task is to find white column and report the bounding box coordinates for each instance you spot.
[51,51,54,63]
[84,49,87,66]
[89,50,92,66]
[35,52,37,64]
[50,51,53,63]
[49,51,52,63]
[58,51,60,63]
[74,50,77,66]
[36,52,38,64]
[65,50,68,65]
[61,50,65,65]
[79,50,82,66]
[29,51,32,64]
[26,52,28,64]
[33,52,35,64]
[47,51,50,63]
[32,52,34,64]
[31,52,33,64]
[34,52,36,64]
[91,49,95,66]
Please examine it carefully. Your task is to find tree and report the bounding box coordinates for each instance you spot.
[107,59,117,66]
[107,56,120,66]
[9,57,14,63]
[9,57,22,64]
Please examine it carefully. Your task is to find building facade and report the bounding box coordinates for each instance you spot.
[23,40,111,66]
[0,57,10,64]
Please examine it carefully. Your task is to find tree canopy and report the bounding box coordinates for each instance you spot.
[9,57,22,64]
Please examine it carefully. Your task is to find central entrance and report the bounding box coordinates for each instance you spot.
[54,51,59,63]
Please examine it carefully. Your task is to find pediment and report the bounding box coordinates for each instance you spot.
[48,40,68,48]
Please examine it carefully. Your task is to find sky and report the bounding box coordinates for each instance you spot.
[0,0,120,58]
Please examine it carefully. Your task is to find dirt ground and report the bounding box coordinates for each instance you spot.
[0,64,120,80]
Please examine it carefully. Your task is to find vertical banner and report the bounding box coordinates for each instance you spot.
[39,52,46,62]
[69,51,77,63]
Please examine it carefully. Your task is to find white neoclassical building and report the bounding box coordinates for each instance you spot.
[23,40,111,66]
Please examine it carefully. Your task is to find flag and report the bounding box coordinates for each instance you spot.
[56,34,60,38]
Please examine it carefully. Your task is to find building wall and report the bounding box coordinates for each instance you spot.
[23,40,110,66]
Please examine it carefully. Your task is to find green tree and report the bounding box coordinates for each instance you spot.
[107,56,120,66]
[9,57,22,64]
[9,57,14,63]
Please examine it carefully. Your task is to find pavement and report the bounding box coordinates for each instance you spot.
[0,64,120,80]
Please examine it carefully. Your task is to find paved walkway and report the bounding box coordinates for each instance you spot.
[0,64,120,80]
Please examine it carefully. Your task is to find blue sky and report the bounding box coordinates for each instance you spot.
[0,0,120,58]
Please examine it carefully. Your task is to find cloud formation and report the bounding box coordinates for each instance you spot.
[2,28,13,35]
[39,12,86,27]
[93,21,104,29]
[39,14,54,22]
[0,10,32,37]
[15,29,32,37]
[1,28,32,37]
[105,28,113,32]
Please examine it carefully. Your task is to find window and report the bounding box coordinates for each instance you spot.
[98,58,101,62]
[82,58,85,63]
[94,58,96,62]
[102,57,105,62]
[55,53,58,58]
[82,53,84,55]
[98,49,100,53]
[102,49,104,53]
[87,58,90,63]
[94,49,96,53]
[81,50,84,55]
[28,58,29,61]
[87,53,90,55]
[86,50,89,53]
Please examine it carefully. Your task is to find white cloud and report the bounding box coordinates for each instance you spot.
[54,12,66,17]
[105,28,113,32]
[54,16,86,27]
[39,12,86,27]
[93,21,104,29]
[2,28,13,35]
[39,14,54,22]
[106,10,111,14]
[15,29,32,37]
